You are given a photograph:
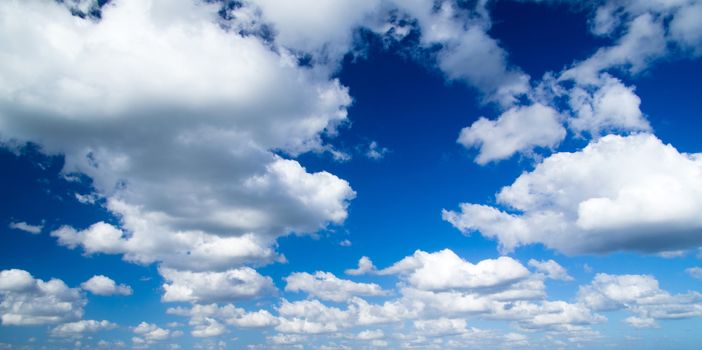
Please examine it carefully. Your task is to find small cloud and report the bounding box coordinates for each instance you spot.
[339,239,352,247]
[75,193,100,204]
[9,221,43,234]
[345,256,377,275]
[686,267,702,280]
[583,264,593,273]
[657,250,687,258]
[366,141,389,160]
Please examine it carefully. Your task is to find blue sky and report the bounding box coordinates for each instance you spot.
[1,0,702,349]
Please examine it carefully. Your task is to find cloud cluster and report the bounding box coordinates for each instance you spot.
[445,134,702,254]
[0,0,355,290]
[81,275,132,296]
[50,320,116,338]
[0,269,85,326]
[578,273,702,328]
[285,271,387,302]
[159,267,275,303]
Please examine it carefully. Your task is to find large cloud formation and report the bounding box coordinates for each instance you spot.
[444,133,702,254]
[0,0,356,288]
[0,269,85,326]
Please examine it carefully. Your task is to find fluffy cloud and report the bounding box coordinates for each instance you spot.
[567,75,650,136]
[562,13,667,85]
[249,0,529,105]
[345,256,377,276]
[133,322,177,343]
[8,221,42,234]
[528,259,573,281]
[687,267,702,280]
[378,249,530,291]
[285,271,387,302]
[250,0,381,62]
[50,320,117,338]
[458,103,566,164]
[0,269,85,326]
[669,2,702,55]
[1,0,354,280]
[578,273,702,328]
[413,318,468,336]
[81,275,132,296]
[160,267,275,303]
[444,134,702,254]
[168,303,279,332]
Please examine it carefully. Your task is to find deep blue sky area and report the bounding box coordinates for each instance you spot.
[1,0,702,349]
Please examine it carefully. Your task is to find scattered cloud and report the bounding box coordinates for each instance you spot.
[8,221,43,235]
[81,275,132,296]
[458,103,566,164]
[445,134,702,254]
[0,269,85,325]
[50,320,117,338]
[285,271,387,302]
[160,267,275,303]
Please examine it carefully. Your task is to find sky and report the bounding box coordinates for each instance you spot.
[1,0,702,349]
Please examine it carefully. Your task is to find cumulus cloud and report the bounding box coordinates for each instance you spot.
[160,267,275,303]
[1,0,355,283]
[528,259,573,281]
[285,271,387,302]
[578,273,702,328]
[0,269,85,325]
[365,141,389,160]
[378,249,530,291]
[50,320,117,338]
[687,267,702,280]
[444,134,702,254]
[81,275,132,296]
[458,103,566,164]
[167,303,279,333]
[133,322,177,343]
[567,75,650,136]
[271,249,602,340]
[562,13,666,85]
[413,318,468,336]
[8,221,43,234]
[345,256,377,276]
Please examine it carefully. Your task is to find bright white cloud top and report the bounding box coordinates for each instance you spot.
[0,0,701,349]
[445,133,702,254]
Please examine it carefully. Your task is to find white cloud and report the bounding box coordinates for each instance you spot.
[8,221,43,234]
[365,141,389,160]
[561,13,667,85]
[160,267,275,303]
[285,271,387,302]
[413,318,468,336]
[686,267,702,280]
[528,259,573,281]
[50,320,117,338]
[1,0,354,281]
[444,134,702,254]
[378,249,530,291]
[250,0,380,62]
[670,2,702,55]
[167,303,279,332]
[578,273,702,328]
[345,256,377,276]
[458,103,566,164]
[133,322,174,343]
[567,75,650,136]
[81,275,132,296]
[421,3,529,106]
[355,329,384,340]
[0,269,85,325]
